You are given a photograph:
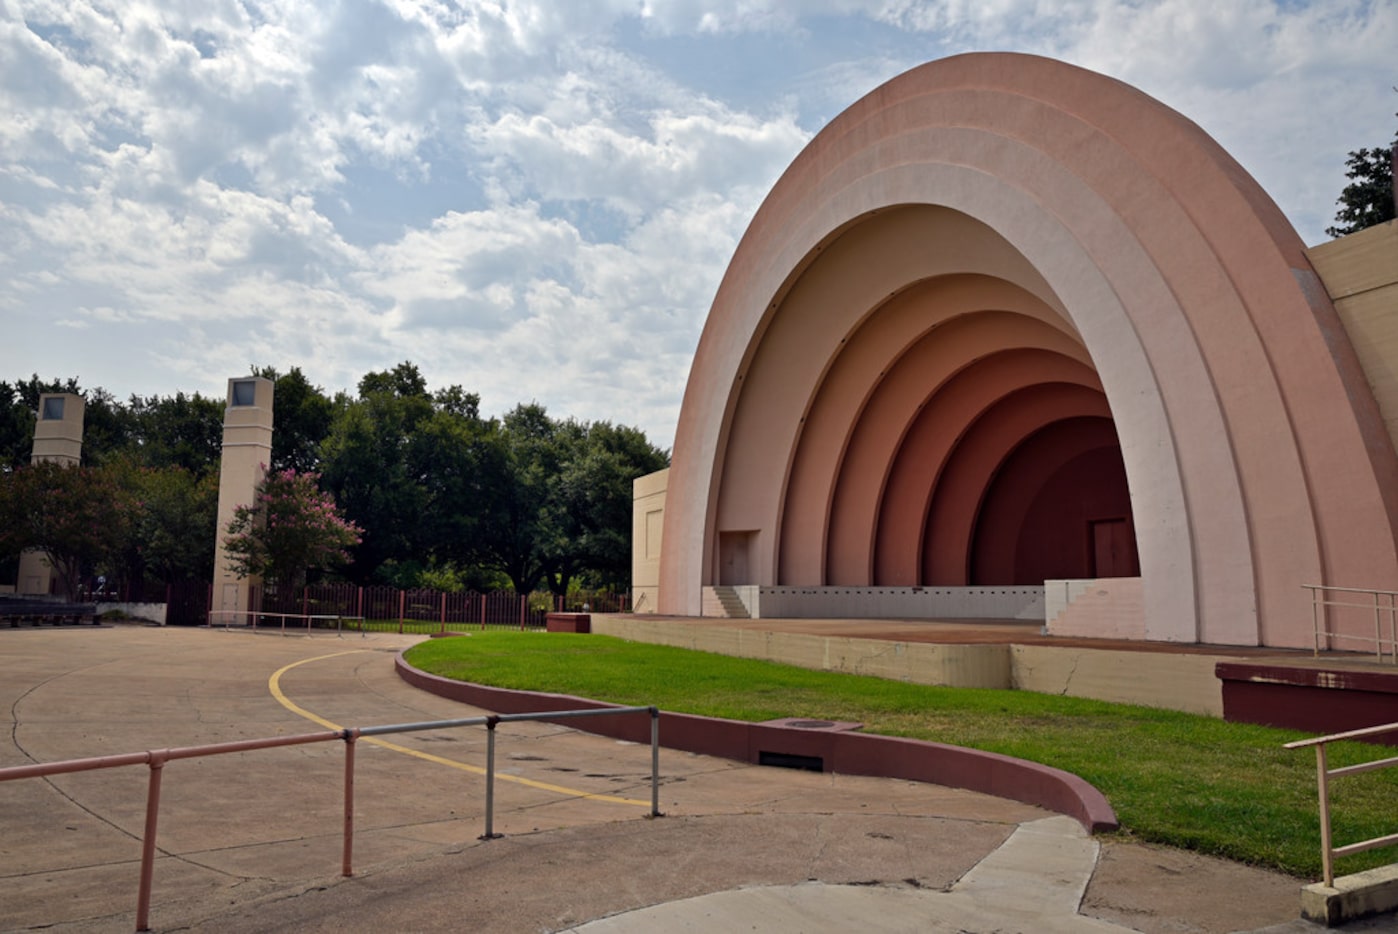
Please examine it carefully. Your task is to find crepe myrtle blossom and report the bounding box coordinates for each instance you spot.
[222,467,362,590]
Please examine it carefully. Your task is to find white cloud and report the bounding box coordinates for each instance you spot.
[0,0,1392,450]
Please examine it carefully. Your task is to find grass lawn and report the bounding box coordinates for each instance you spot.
[404,631,1398,879]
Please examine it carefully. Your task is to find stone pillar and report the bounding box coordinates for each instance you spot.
[211,377,274,624]
[17,393,85,595]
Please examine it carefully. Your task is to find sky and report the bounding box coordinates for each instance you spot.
[1,1,1394,452]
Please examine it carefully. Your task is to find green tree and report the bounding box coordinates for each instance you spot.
[477,406,669,595]
[106,458,219,589]
[126,391,224,475]
[476,403,559,594]
[253,366,336,473]
[1328,125,1397,237]
[222,468,362,591]
[317,365,435,581]
[0,461,132,599]
[0,380,35,470]
[545,421,669,592]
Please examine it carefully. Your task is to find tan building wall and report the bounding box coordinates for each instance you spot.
[17,393,85,595]
[630,468,668,614]
[210,377,274,623]
[1310,220,1398,453]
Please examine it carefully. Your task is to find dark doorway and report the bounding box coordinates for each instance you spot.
[1089,517,1138,578]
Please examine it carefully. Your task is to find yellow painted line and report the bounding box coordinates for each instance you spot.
[268,651,648,806]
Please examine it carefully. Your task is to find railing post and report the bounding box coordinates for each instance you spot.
[482,717,501,839]
[650,706,662,818]
[1375,592,1383,663]
[1311,586,1321,657]
[519,593,525,630]
[1316,743,1334,887]
[342,731,356,877]
[440,592,446,635]
[135,753,167,932]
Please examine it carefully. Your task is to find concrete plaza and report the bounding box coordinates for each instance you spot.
[0,625,1381,932]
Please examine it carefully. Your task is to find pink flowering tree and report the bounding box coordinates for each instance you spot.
[222,468,362,592]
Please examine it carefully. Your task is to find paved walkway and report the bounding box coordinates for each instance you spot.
[0,625,1382,932]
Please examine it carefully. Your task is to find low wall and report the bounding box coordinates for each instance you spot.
[596,616,1237,715]
[100,602,167,625]
[394,652,1118,833]
[1217,662,1398,741]
[756,586,1045,620]
[1014,645,1225,717]
[596,616,1012,688]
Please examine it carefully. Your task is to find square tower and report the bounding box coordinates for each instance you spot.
[17,393,86,595]
[210,377,274,624]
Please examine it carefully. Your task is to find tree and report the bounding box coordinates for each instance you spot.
[126,391,224,476]
[0,461,132,599]
[222,468,362,592]
[252,366,336,474]
[475,406,669,595]
[0,380,35,470]
[1328,123,1397,237]
[106,458,219,590]
[476,403,559,594]
[317,365,435,581]
[548,421,669,592]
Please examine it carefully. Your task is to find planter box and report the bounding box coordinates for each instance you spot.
[546,613,591,634]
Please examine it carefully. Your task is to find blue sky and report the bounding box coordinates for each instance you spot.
[1,1,1394,450]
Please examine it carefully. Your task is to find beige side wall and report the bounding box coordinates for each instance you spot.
[630,468,668,614]
[1309,220,1398,454]
[1044,577,1145,639]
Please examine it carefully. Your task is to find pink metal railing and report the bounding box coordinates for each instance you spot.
[0,707,660,932]
[1284,721,1398,886]
[1303,584,1398,663]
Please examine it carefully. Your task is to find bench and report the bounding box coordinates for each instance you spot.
[0,600,100,627]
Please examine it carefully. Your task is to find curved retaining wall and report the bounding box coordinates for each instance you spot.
[395,652,1118,833]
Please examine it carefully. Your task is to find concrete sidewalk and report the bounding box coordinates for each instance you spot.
[0,626,1379,932]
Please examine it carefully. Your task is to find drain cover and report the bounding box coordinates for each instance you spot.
[786,719,836,729]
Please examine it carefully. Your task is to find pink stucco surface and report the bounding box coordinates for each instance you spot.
[660,52,1398,648]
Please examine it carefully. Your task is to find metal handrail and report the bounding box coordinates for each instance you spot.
[1303,584,1398,663]
[0,706,662,932]
[207,608,366,637]
[1284,720,1398,886]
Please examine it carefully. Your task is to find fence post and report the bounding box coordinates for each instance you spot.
[480,592,486,630]
[398,590,406,635]
[519,593,525,630]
